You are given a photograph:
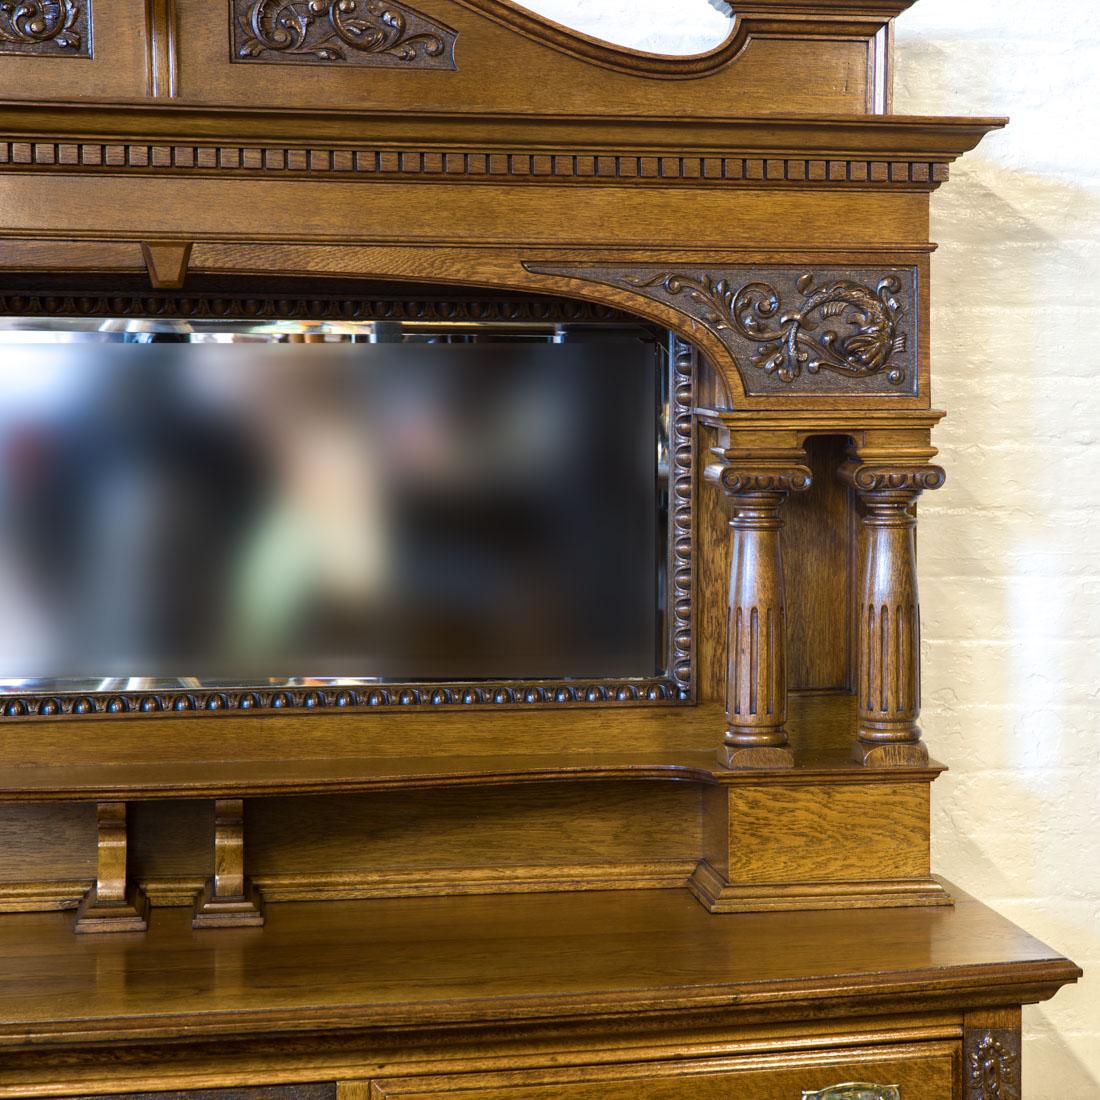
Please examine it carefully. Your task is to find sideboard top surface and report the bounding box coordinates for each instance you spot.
[0,887,1078,1050]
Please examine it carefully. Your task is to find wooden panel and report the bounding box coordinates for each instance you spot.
[369,1044,957,1098]
[0,802,95,883]
[247,783,700,874]
[0,239,144,270]
[0,695,889,773]
[122,784,701,891]
[725,783,930,884]
[696,421,729,705]
[169,0,876,117]
[0,3,148,102]
[128,800,211,885]
[0,176,932,251]
[785,436,857,691]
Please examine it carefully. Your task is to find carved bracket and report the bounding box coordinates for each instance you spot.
[525,264,918,397]
[232,0,458,69]
[0,0,90,56]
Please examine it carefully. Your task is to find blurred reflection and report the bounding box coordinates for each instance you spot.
[0,330,661,686]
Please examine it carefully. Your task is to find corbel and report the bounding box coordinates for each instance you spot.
[74,802,149,934]
[193,798,265,928]
[140,240,193,290]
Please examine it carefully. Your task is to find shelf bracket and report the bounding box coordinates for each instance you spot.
[74,802,150,934]
[193,798,265,928]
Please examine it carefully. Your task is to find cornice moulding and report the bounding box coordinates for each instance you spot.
[0,104,1006,159]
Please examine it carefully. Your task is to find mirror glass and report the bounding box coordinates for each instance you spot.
[0,319,674,697]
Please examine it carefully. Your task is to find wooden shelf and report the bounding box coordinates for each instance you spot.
[0,695,943,802]
[0,886,1077,1053]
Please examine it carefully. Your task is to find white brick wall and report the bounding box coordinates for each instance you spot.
[521,0,1099,1093]
[895,3,1100,1094]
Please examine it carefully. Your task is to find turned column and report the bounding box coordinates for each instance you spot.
[841,463,946,767]
[707,460,812,769]
[74,802,149,934]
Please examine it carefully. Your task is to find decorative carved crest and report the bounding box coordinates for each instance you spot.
[638,272,907,384]
[0,0,89,56]
[967,1031,1021,1100]
[525,264,918,397]
[233,0,458,68]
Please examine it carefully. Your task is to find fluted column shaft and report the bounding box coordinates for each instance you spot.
[708,461,811,770]
[727,491,789,759]
[843,464,945,768]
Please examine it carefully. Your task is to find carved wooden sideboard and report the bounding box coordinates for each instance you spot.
[0,2,1080,1099]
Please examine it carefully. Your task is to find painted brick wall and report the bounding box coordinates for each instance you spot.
[520,1,1099,1094]
[894,4,1100,1095]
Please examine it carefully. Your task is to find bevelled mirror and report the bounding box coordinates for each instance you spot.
[0,304,694,720]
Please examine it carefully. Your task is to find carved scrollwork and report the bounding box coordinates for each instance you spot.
[628,271,907,385]
[233,0,457,68]
[0,0,87,55]
[707,464,813,496]
[524,264,918,396]
[840,463,946,495]
[967,1032,1020,1100]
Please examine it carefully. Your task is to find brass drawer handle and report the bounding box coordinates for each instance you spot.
[802,1086,900,1100]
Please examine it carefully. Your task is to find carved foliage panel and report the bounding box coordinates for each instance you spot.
[965,1029,1021,1100]
[231,0,458,68]
[526,264,919,398]
[0,0,90,57]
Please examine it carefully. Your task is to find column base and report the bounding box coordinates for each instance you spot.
[853,739,930,768]
[192,878,265,929]
[689,860,953,914]
[718,743,795,770]
[74,884,150,934]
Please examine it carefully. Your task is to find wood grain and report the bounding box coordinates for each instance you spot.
[784,436,857,692]
[0,888,1077,1050]
[0,5,1072,1095]
[723,783,930,884]
[369,1044,958,1098]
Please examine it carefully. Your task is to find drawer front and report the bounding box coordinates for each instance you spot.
[369,1043,957,1099]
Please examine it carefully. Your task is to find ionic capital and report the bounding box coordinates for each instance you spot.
[706,453,813,497]
[839,461,945,496]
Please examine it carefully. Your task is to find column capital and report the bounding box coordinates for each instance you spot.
[706,449,813,496]
[839,460,946,495]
